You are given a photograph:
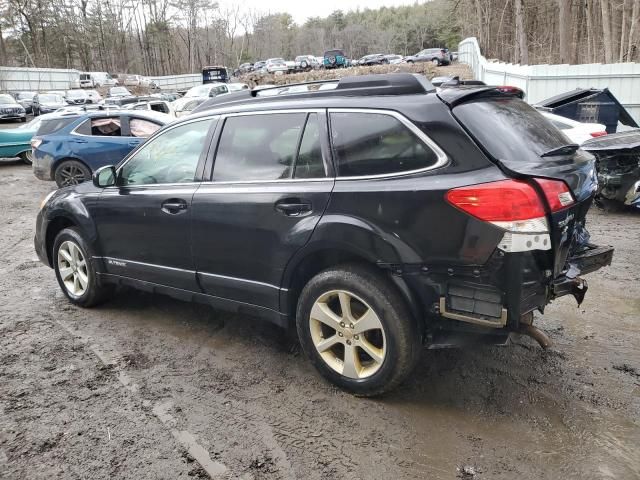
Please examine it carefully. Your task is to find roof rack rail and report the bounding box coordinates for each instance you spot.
[191,73,436,114]
[249,73,434,97]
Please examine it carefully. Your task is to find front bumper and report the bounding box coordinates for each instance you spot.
[0,112,26,120]
[34,210,50,267]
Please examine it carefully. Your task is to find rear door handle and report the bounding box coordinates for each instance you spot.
[161,198,188,214]
[128,140,141,147]
[74,138,87,143]
[275,199,312,216]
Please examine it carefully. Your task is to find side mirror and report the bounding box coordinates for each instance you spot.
[209,90,216,97]
[93,165,116,188]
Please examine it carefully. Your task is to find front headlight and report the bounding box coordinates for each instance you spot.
[40,190,57,210]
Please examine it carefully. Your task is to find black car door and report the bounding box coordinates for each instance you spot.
[93,116,218,291]
[191,110,334,311]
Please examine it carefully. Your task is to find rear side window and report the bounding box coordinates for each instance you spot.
[454,98,572,163]
[213,113,306,182]
[330,112,438,177]
[36,117,78,136]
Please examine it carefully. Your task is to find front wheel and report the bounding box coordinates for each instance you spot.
[54,160,91,188]
[296,264,421,396]
[19,150,33,165]
[432,58,440,66]
[53,227,112,307]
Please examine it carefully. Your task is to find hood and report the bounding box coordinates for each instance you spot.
[172,96,206,111]
[0,102,21,107]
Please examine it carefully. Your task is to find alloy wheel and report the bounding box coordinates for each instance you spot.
[57,240,89,296]
[59,165,86,186]
[309,290,387,379]
[25,150,33,163]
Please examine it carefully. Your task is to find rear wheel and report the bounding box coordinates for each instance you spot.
[296,264,421,396]
[53,227,112,307]
[54,160,91,188]
[19,151,33,165]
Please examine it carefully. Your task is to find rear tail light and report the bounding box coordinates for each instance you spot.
[446,178,573,253]
[533,178,575,211]
[590,131,607,138]
[446,180,545,225]
[31,137,42,149]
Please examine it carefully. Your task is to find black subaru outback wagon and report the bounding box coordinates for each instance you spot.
[35,74,613,396]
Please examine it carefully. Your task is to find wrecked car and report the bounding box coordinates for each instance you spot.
[582,130,640,208]
[34,74,613,396]
[536,88,638,134]
[537,88,640,208]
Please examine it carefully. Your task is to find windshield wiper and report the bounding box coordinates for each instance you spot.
[541,144,580,157]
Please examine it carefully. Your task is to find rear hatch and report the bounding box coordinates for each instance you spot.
[446,92,598,276]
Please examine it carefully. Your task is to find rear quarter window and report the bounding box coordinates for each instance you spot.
[36,117,78,136]
[330,112,440,177]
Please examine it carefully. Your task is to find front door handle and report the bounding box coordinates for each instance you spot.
[275,198,312,216]
[128,140,141,147]
[161,198,188,214]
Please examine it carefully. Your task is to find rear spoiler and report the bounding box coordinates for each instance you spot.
[437,85,525,107]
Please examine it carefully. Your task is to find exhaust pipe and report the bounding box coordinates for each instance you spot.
[518,323,552,349]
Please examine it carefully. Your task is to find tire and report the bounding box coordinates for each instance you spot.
[432,58,440,66]
[54,160,91,188]
[296,263,421,396]
[53,227,112,307]
[20,117,26,123]
[19,150,33,165]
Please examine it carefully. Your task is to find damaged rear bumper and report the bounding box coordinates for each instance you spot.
[397,242,614,348]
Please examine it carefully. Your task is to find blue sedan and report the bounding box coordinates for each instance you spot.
[32,110,173,187]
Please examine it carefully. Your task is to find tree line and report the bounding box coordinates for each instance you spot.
[0,0,636,76]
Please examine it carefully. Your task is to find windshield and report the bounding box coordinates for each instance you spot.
[454,97,574,163]
[185,85,212,98]
[17,92,36,100]
[19,117,42,130]
[0,94,15,103]
[66,90,87,98]
[39,94,64,103]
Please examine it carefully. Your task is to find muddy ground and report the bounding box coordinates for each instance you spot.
[1,151,639,479]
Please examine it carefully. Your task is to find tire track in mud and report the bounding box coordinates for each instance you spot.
[53,318,230,479]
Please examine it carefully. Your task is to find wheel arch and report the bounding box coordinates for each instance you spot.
[52,156,92,175]
[280,242,423,334]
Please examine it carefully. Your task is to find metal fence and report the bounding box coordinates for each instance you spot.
[149,74,202,90]
[0,66,80,92]
[458,37,640,122]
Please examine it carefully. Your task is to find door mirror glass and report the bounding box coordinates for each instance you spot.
[93,165,116,187]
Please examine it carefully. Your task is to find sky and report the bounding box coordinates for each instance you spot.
[218,0,423,25]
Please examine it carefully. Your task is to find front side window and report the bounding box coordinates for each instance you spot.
[213,113,307,182]
[330,112,438,177]
[120,118,213,185]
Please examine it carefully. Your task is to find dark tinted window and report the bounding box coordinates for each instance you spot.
[213,113,306,182]
[454,98,573,162]
[330,112,438,177]
[36,117,79,136]
[294,114,325,179]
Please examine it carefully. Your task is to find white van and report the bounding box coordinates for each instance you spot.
[79,72,94,88]
[90,72,118,87]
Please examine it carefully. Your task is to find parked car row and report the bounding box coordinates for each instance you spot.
[233,47,456,76]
